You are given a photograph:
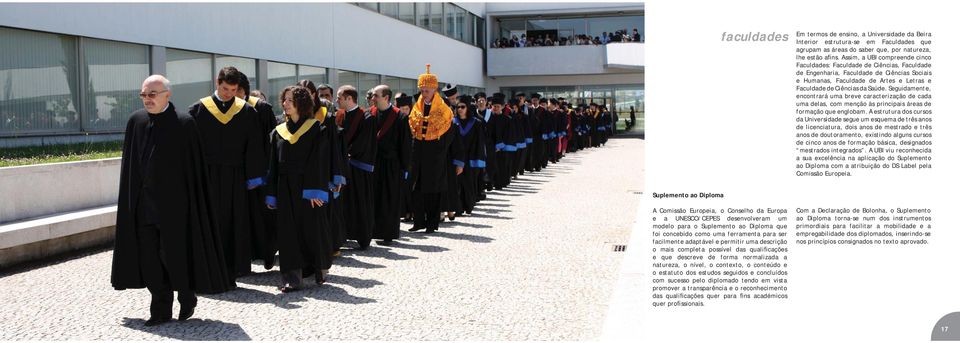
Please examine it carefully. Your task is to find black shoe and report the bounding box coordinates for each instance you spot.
[519,171,524,175]
[357,240,370,250]
[409,226,424,232]
[144,317,172,327]
[425,227,437,233]
[263,256,276,270]
[178,304,195,321]
[316,270,327,285]
[465,210,472,215]
[494,186,503,190]
[376,239,393,246]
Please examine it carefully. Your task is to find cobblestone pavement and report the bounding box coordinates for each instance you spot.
[0,137,643,341]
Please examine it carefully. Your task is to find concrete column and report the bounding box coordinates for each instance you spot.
[327,68,340,90]
[150,46,166,75]
[256,59,269,97]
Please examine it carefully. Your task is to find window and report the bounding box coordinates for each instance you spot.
[215,56,257,90]
[166,49,213,111]
[337,70,358,90]
[383,76,402,95]
[498,18,525,41]
[416,3,430,29]
[429,2,443,33]
[358,72,380,101]
[399,3,415,25]
[586,15,644,41]
[83,38,149,132]
[267,61,296,117]
[400,78,417,96]
[380,2,399,19]
[358,2,378,12]
[0,27,80,135]
[465,12,476,45]
[298,65,327,88]
[557,18,586,44]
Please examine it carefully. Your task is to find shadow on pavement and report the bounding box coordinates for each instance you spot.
[324,274,384,289]
[121,317,252,340]
[458,211,512,220]
[474,202,510,208]
[442,221,493,229]
[333,256,387,269]
[385,240,451,253]
[427,231,494,243]
[340,245,418,261]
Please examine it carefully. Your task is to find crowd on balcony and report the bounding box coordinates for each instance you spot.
[491,28,642,48]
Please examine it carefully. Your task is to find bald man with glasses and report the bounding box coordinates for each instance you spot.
[112,75,231,327]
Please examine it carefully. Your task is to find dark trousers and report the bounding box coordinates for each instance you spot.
[138,224,196,319]
[412,191,441,230]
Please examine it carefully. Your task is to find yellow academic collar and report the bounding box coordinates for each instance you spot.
[246,96,260,107]
[200,96,245,125]
[275,118,318,144]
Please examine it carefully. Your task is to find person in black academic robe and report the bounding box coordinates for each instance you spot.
[538,101,555,169]
[528,95,545,172]
[337,86,377,250]
[371,86,412,245]
[112,76,231,326]
[471,96,489,202]
[480,97,498,192]
[265,86,333,292]
[588,104,601,148]
[238,72,279,270]
[490,97,513,189]
[558,105,570,158]
[394,94,415,222]
[187,67,266,280]
[509,99,528,178]
[407,75,463,234]
[454,96,485,215]
[440,119,466,220]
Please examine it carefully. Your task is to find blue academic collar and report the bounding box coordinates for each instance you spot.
[454,116,476,136]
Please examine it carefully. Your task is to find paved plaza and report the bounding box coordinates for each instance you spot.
[0,136,644,341]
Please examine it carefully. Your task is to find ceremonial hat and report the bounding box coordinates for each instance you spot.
[418,64,439,89]
[442,83,458,97]
[458,95,474,105]
[490,96,505,106]
[395,93,413,107]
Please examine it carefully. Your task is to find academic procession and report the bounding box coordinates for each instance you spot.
[0,3,644,339]
[115,64,620,325]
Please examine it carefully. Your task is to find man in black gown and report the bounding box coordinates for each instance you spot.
[187,67,267,281]
[112,75,231,327]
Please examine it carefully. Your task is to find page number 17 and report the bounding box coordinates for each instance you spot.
[942,326,950,333]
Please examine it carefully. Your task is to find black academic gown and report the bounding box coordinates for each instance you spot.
[325,112,348,252]
[471,110,489,201]
[265,117,333,276]
[245,96,279,265]
[480,108,498,189]
[525,106,542,172]
[513,107,529,176]
[441,121,466,213]
[188,95,266,278]
[539,108,555,167]
[372,105,411,240]
[492,111,513,188]
[455,116,485,213]
[341,106,377,247]
[112,103,232,294]
[398,112,415,218]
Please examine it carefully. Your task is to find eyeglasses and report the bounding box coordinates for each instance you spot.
[138,90,168,99]
[457,105,468,109]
